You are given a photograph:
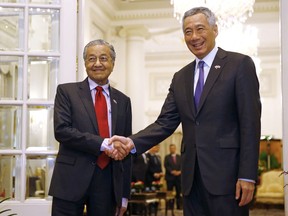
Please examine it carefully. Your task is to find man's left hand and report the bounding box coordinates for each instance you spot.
[235,179,255,206]
[115,206,127,216]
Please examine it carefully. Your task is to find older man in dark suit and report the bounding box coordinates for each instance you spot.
[49,39,132,216]
[110,6,261,216]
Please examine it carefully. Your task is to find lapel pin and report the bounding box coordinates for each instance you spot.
[113,99,117,104]
[215,65,221,69]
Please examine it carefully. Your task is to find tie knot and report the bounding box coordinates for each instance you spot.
[198,61,204,69]
[96,86,103,92]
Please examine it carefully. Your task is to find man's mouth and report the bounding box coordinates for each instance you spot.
[193,41,204,49]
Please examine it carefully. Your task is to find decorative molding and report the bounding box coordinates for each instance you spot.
[259,69,277,97]
[118,25,150,38]
[112,8,173,21]
[149,73,172,100]
[254,0,279,13]
[94,0,279,23]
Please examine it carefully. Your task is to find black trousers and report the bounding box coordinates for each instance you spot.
[52,163,116,216]
[183,159,249,216]
[166,177,182,209]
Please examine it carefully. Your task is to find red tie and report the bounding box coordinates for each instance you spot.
[95,86,110,169]
[172,155,176,164]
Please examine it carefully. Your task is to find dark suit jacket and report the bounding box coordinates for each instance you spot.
[132,153,148,183]
[49,78,132,206]
[164,154,181,182]
[130,48,261,196]
[145,153,162,186]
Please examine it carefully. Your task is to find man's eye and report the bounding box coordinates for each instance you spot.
[100,56,108,62]
[88,57,96,62]
[197,28,204,33]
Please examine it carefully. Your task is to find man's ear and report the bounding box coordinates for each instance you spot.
[213,24,218,37]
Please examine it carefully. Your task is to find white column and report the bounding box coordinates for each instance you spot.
[77,0,92,81]
[281,0,288,215]
[119,26,150,132]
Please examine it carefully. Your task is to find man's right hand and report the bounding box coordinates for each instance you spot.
[106,135,135,160]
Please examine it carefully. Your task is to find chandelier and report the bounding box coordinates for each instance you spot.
[170,0,255,28]
[170,0,261,73]
[216,23,261,73]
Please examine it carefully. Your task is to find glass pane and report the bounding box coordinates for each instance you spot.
[0,155,17,199]
[28,8,60,52]
[29,0,61,4]
[28,56,58,100]
[26,155,56,199]
[27,105,58,150]
[0,7,24,51]
[0,55,23,100]
[0,106,22,150]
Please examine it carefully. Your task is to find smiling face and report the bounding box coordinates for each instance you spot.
[84,44,114,85]
[183,13,218,59]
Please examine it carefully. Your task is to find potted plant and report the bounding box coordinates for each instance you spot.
[131,181,145,193]
[151,181,163,191]
[0,198,17,216]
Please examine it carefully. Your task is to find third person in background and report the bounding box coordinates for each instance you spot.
[164,144,182,210]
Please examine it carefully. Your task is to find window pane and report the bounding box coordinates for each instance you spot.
[0,155,17,199]
[27,105,57,150]
[28,8,60,52]
[28,56,58,100]
[29,0,61,4]
[26,155,56,199]
[0,7,24,51]
[0,55,23,100]
[0,106,22,150]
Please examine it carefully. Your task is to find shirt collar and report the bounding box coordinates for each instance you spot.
[88,77,110,96]
[196,46,218,68]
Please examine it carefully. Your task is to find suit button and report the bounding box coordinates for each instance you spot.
[195,121,200,126]
[92,162,96,166]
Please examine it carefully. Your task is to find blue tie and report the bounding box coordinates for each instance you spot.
[194,61,205,110]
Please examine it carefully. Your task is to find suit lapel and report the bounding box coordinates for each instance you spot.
[109,87,118,136]
[184,61,197,116]
[77,78,99,132]
[197,48,228,113]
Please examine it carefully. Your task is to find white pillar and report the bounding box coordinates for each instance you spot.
[77,0,92,81]
[119,26,150,133]
[281,0,288,215]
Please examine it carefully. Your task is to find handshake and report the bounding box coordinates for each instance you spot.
[105,135,135,160]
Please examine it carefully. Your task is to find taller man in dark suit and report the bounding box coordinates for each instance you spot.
[49,39,132,216]
[110,6,261,216]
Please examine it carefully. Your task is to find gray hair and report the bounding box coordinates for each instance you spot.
[83,39,116,62]
[182,7,217,31]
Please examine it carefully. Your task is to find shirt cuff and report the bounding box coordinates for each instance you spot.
[127,138,136,154]
[122,198,128,208]
[100,138,113,151]
[238,178,255,183]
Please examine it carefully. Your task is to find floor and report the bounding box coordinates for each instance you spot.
[154,208,285,216]
[127,200,285,216]
[155,204,286,216]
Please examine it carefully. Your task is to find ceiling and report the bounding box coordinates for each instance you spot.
[93,0,280,54]
[110,0,171,10]
[109,0,279,12]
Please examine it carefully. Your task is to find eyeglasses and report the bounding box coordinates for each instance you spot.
[86,56,110,63]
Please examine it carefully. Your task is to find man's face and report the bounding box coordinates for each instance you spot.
[170,145,176,154]
[183,13,218,59]
[84,45,114,85]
